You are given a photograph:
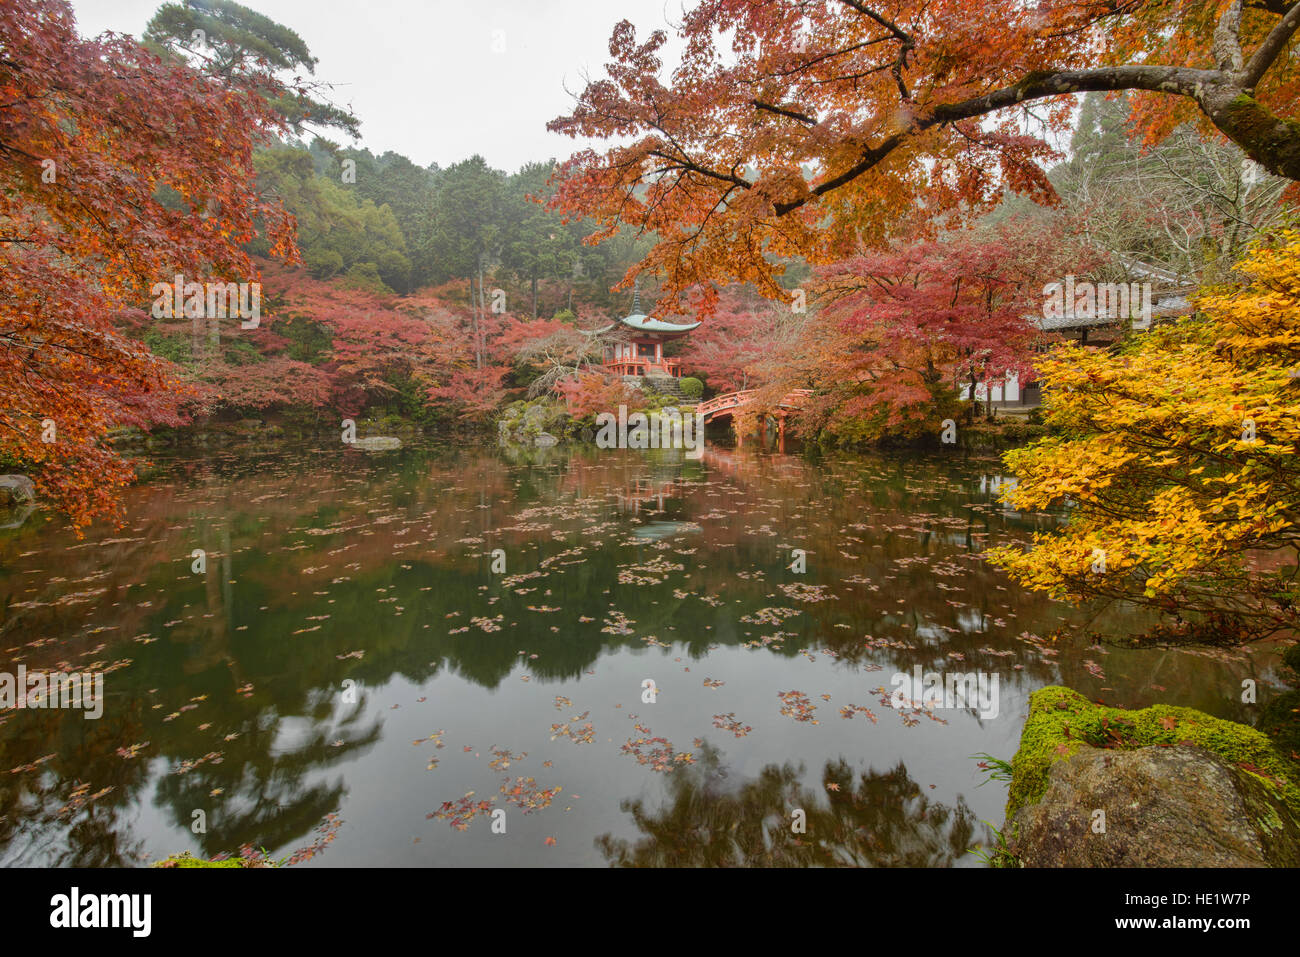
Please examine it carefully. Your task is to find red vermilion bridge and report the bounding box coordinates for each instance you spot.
[696,388,812,423]
[695,389,812,449]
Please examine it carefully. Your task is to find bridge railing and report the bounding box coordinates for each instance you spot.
[697,388,812,421]
[696,390,755,418]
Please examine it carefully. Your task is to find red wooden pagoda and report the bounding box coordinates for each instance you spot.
[598,288,699,378]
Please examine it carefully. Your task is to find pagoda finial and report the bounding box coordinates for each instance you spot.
[631,276,641,316]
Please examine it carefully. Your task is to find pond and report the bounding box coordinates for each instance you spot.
[0,440,1277,866]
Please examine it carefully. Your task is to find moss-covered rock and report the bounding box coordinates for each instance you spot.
[1011,744,1300,866]
[1007,686,1300,820]
[1002,686,1300,866]
[497,398,570,446]
[0,474,36,506]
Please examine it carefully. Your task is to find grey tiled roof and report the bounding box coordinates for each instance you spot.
[1030,292,1194,332]
[1032,313,1123,332]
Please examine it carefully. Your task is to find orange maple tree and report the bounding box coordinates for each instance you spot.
[1,0,298,528]
[548,0,1300,305]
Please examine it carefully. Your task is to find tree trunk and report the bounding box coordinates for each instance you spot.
[1198,81,1300,181]
[472,270,483,371]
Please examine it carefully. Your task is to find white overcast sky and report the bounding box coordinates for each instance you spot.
[70,0,693,172]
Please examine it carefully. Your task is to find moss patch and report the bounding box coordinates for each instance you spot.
[153,852,250,868]
[1007,686,1300,823]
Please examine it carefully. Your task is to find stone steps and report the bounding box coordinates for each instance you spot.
[642,376,684,398]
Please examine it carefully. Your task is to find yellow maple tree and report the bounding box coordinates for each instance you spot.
[988,229,1300,644]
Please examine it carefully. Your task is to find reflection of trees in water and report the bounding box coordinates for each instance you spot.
[596,744,984,867]
[0,443,1262,864]
[0,706,150,866]
[152,708,379,859]
[0,687,379,866]
[0,444,1126,695]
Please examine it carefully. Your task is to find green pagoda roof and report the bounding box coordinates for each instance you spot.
[597,313,701,336]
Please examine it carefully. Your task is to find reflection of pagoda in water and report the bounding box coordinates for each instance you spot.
[616,475,682,515]
[615,475,700,541]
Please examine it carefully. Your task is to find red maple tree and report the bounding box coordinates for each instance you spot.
[1,0,297,527]
[749,222,1096,441]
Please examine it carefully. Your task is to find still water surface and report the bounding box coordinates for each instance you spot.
[0,442,1272,866]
